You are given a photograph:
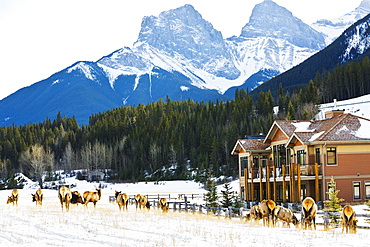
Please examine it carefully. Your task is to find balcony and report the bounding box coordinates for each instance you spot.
[244,163,322,179]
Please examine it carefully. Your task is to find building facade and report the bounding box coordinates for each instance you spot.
[231,111,370,203]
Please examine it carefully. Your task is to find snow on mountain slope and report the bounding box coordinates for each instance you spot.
[311,0,370,45]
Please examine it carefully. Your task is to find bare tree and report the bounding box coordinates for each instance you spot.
[19,144,54,188]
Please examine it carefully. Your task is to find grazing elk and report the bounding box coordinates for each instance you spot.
[274,205,299,227]
[115,191,129,211]
[83,188,102,208]
[246,205,262,223]
[260,199,276,226]
[7,189,19,206]
[158,198,169,213]
[301,197,317,230]
[31,189,43,206]
[71,191,84,205]
[135,194,141,209]
[58,186,72,212]
[341,205,357,234]
[135,195,152,210]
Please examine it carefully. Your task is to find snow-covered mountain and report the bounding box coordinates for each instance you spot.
[311,0,370,44]
[0,1,368,126]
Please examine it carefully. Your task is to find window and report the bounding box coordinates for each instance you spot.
[365,181,370,200]
[297,150,305,165]
[327,147,337,165]
[253,155,259,168]
[353,182,361,200]
[315,148,320,164]
[240,157,248,177]
[273,144,286,167]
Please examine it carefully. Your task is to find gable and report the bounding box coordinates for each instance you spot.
[271,128,289,142]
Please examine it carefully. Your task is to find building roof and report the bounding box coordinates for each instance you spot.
[276,114,370,146]
[231,139,270,155]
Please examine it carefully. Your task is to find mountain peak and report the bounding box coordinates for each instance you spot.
[359,0,370,11]
[135,4,240,80]
[240,0,325,49]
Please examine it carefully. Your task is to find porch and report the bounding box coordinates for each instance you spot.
[240,163,322,203]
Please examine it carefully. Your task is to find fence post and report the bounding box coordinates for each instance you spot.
[192,203,196,214]
[228,207,232,219]
[324,211,329,230]
[207,206,210,215]
[185,200,188,212]
[239,208,243,220]
[174,202,177,211]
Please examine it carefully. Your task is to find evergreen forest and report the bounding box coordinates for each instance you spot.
[1,56,370,187]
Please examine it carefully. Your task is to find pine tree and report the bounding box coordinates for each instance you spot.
[204,170,219,212]
[323,176,344,224]
[221,182,234,208]
[364,200,370,224]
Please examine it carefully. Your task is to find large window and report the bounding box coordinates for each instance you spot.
[365,181,370,200]
[315,148,320,164]
[353,181,361,200]
[240,157,248,177]
[297,150,305,165]
[273,144,286,167]
[326,147,337,165]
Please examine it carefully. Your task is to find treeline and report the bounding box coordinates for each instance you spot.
[315,56,370,103]
[0,90,276,185]
[1,56,369,186]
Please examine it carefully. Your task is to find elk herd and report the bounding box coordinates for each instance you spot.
[4,188,360,233]
[245,196,358,233]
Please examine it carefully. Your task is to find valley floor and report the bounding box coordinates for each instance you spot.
[0,183,369,247]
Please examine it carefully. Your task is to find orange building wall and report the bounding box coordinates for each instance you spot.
[325,153,370,176]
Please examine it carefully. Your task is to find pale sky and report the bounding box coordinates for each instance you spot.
[0,0,363,100]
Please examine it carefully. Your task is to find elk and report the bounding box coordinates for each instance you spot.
[58,186,72,212]
[71,191,84,205]
[301,197,317,230]
[31,189,43,206]
[260,199,276,226]
[274,205,299,227]
[7,189,19,206]
[115,191,129,211]
[83,188,102,208]
[341,205,357,234]
[158,198,169,213]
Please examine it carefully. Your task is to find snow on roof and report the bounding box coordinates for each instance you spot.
[292,121,315,132]
[308,131,325,142]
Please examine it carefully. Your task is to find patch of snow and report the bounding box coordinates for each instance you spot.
[292,122,315,132]
[51,79,60,85]
[67,62,96,81]
[180,86,190,91]
[317,94,370,120]
[356,118,370,138]
[308,131,325,142]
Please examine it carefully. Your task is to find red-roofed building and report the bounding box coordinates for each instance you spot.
[231,112,370,203]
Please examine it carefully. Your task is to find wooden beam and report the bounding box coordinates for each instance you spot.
[282,164,286,202]
[315,163,319,202]
[273,165,277,202]
[297,164,301,202]
[251,168,255,201]
[244,168,249,201]
[266,165,270,199]
[259,166,263,200]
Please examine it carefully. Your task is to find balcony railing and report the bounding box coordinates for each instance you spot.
[244,163,322,179]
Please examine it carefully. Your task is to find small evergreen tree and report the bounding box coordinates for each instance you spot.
[203,170,219,212]
[323,176,344,224]
[221,182,234,208]
[364,200,370,224]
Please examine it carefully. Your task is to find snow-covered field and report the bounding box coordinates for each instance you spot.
[0,178,369,247]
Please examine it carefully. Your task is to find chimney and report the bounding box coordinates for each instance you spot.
[325,110,345,119]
